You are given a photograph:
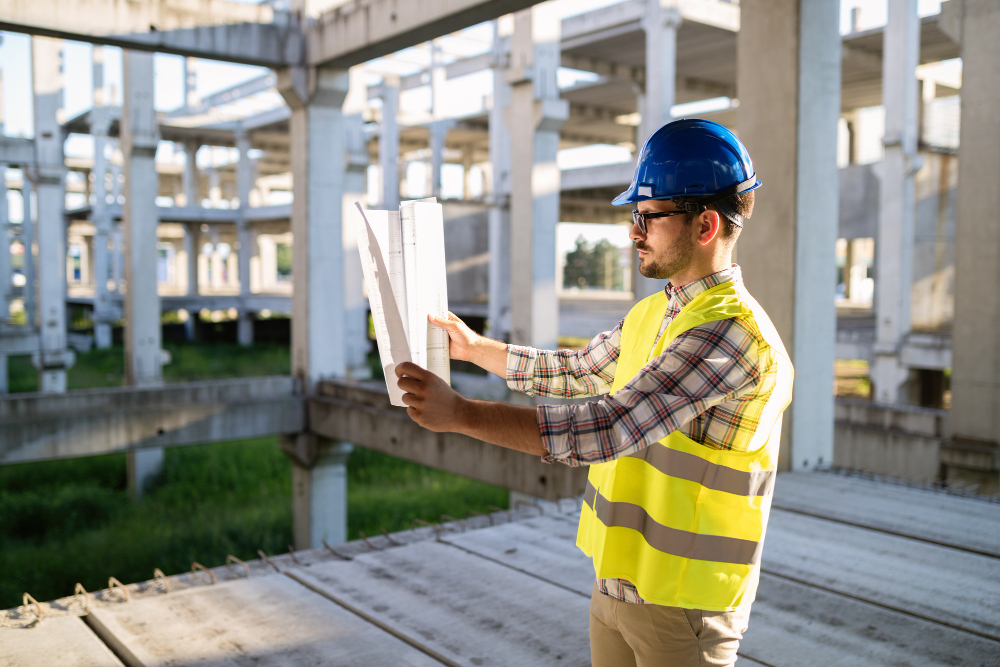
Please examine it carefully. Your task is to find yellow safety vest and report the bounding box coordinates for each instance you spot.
[576,281,793,611]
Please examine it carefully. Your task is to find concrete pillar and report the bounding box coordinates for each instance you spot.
[92,46,113,349]
[737,0,840,471]
[185,223,199,297]
[487,20,512,342]
[634,0,682,301]
[380,76,400,209]
[278,60,358,548]
[183,140,200,208]
[506,3,567,350]
[872,0,921,404]
[948,0,1000,455]
[342,67,372,378]
[0,161,9,321]
[121,49,163,388]
[291,440,353,548]
[428,120,446,199]
[122,51,163,498]
[184,57,199,109]
[110,146,124,296]
[236,129,254,346]
[21,179,36,329]
[127,446,164,500]
[30,36,73,393]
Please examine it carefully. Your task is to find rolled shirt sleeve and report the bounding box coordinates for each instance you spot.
[537,318,762,466]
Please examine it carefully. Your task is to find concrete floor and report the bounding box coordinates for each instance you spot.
[2,470,998,666]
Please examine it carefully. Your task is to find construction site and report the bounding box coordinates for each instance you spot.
[1,0,999,665]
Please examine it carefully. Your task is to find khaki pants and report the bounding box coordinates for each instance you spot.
[589,582,751,667]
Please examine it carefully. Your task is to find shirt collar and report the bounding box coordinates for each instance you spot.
[664,265,742,309]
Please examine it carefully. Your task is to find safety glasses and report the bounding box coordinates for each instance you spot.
[631,208,690,235]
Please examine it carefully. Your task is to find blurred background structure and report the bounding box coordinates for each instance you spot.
[1,0,999,664]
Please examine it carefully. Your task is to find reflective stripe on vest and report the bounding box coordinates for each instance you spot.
[576,281,793,611]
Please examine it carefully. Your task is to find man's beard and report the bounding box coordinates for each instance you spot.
[636,234,695,280]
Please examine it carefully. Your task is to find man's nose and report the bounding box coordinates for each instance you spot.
[629,220,646,243]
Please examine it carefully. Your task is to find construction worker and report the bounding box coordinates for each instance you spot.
[396,118,793,667]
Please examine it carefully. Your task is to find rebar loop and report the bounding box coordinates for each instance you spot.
[380,527,403,546]
[22,592,43,623]
[358,530,382,550]
[439,514,466,532]
[73,583,91,614]
[514,500,543,517]
[108,577,131,602]
[190,563,216,585]
[286,545,303,565]
[410,517,443,539]
[464,509,493,526]
[257,549,281,572]
[487,504,513,523]
[226,555,250,578]
[322,540,353,561]
[153,568,171,594]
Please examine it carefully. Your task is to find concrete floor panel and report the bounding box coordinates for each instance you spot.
[0,615,123,667]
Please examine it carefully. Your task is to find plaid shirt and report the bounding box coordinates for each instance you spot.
[506,265,778,605]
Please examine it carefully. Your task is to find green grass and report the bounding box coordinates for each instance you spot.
[0,437,508,610]
[7,342,292,393]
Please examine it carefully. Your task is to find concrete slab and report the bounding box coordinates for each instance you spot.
[287,538,591,666]
[0,615,123,666]
[85,573,441,667]
[774,472,1000,556]
[765,508,1000,640]
[742,576,1000,667]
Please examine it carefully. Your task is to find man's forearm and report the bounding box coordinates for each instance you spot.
[456,398,547,457]
[468,337,510,378]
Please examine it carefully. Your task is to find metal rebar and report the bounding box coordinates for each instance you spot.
[190,563,216,585]
[226,555,250,578]
[487,504,512,523]
[322,540,353,561]
[287,545,303,565]
[153,568,171,594]
[439,514,466,532]
[358,530,381,550]
[73,583,91,613]
[381,527,403,546]
[257,549,281,572]
[22,592,43,623]
[108,577,131,602]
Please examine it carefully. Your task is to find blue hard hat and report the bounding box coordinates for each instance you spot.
[612,118,761,207]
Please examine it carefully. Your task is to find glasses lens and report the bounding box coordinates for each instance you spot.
[632,210,646,234]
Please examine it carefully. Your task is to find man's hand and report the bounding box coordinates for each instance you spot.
[428,312,480,361]
[396,362,468,432]
[428,312,509,377]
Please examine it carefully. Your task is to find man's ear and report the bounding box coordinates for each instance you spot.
[698,209,722,246]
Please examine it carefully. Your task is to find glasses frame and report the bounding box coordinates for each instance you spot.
[631,208,694,235]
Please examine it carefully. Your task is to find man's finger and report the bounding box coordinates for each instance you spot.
[395,361,427,378]
[397,377,422,395]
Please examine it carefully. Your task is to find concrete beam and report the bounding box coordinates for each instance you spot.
[310,381,589,499]
[0,0,299,68]
[307,0,541,68]
[737,0,840,471]
[0,137,35,165]
[0,377,303,464]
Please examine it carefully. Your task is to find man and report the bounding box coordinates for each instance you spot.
[395,118,793,666]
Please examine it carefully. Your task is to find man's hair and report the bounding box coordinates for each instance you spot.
[679,190,754,244]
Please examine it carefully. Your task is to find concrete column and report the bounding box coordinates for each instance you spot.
[30,36,73,392]
[342,67,372,378]
[428,121,446,199]
[236,130,254,346]
[634,1,682,301]
[487,21,512,342]
[948,0,1000,457]
[183,140,200,208]
[0,161,9,320]
[122,49,163,388]
[505,3,567,350]
[380,75,400,209]
[184,57,199,109]
[92,46,113,349]
[185,223,199,297]
[737,0,840,471]
[278,58,358,547]
[123,50,164,497]
[291,440,353,548]
[110,146,124,295]
[21,179,36,328]
[872,0,921,404]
